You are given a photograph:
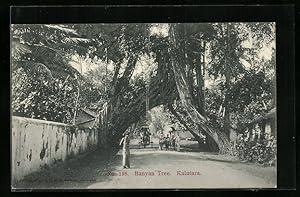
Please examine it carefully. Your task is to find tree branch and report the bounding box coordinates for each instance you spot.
[167,104,201,140]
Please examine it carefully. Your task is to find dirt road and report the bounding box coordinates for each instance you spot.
[15,147,276,190]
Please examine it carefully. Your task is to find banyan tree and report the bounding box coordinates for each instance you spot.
[12,23,275,154]
[92,23,232,153]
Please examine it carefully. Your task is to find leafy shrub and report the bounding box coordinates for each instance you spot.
[235,132,276,166]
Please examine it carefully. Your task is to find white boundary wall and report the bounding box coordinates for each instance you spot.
[11,116,98,182]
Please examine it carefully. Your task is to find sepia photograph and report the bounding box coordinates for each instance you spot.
[11,22,277,189]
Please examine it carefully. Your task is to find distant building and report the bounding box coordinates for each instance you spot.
[242,108,276,141]
[250,108,276,136]
[75,108,97,128]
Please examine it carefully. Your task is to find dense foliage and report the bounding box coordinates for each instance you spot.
[235,132,277,166]
[11,23,276,159]
[11,24,101,124]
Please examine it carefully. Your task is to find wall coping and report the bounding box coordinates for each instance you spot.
[12,116,71,127]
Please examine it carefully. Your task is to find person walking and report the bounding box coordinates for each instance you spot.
[171,133,176,150]
[158,131,164,150]
[175,133,181,152]
[120,132,131,168]
[165,134,170,150]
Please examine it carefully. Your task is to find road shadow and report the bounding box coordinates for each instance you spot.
[13,149,123,190]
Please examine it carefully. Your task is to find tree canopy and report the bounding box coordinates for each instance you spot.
[11,23,276,153]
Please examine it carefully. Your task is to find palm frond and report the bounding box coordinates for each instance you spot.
[12,25,86,80]
[32,63,54,80]
[11,38,31,59]
[62,37,90,44]
[44,25,79,36]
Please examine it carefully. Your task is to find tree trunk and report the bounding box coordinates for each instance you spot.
[168,104,219,152]
[113,55,138,96]
[223,106,231,138]
[110,61,122,97]
[170,24,230,153]
[195,56,205,116]
[223,23,231,138]
[73,86,80,125]
[171,58,229,153]
[202,40,207,113]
